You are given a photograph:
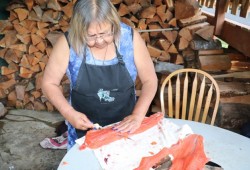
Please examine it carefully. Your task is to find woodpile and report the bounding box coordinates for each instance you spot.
[0,0,249,119]
[0,0,74,111]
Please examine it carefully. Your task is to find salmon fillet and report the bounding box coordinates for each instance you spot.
[135,134,209,170]
[80,113,164,150]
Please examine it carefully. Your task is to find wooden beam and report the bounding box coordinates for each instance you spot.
[220,22,250,57]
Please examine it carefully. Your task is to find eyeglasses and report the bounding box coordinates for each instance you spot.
[86,31,114,42]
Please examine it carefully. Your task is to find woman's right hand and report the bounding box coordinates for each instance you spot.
[68,109,94,130]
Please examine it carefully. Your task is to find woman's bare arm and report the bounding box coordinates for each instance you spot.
[42,35,93,130]
[115,29,158,132]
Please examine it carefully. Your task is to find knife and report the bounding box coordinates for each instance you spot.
[93,123,102,130]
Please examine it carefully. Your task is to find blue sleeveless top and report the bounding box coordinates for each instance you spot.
[65,23,137,150]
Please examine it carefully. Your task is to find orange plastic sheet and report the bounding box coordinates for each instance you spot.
[80,113,164,150]
[135,134,209,170]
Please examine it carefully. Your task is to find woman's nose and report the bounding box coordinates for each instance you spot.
[95,36,104,43]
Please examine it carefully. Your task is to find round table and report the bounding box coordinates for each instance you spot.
[58,119,250,170]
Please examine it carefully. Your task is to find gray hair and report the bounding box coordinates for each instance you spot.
[68,0,121,55]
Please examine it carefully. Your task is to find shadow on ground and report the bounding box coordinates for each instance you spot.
[0,110,66,170]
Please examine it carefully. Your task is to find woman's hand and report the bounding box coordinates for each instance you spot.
[68,109,94,130]
[113,114,144,133]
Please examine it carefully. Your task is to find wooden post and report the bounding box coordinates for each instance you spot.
[231,0,240,15]
[240,0,250,18]
[214,0,228,36]
[209,0,216,8]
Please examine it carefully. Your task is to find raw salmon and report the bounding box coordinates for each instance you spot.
[79,112,164,150]
[135,134,209,170]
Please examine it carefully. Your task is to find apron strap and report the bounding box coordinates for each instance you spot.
[64,31,70,48]
[114,44,125,65]
[84,42,125,65]
[116,27,133,65]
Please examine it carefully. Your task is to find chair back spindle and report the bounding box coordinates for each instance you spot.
[160,68,220,125]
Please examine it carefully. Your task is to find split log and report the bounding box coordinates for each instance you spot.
[46,31,63,47]
[178,37,189,51]
[146,15,162,25]
[140,32,150,43]
[147,44,162,58]
[168,18,177,27]
[195,25,215,41]
[154,61,184,74]
[15,84,26,100]
[148,24,162,37]
[165,0,174,8]
[1,66,17,75]
[165,9,174,22]
[162,31,178,44]
[7,90,16,107]
[123,0,135,6]
[31,33,43,46]
[175,0,199,19]
[0,32,18,48]
[139,0,151,7]
[47,0,61,11]
[118,3,130,16]
[175,54,184,64]
[178,15,207,28]
[127,3,142,15]
[198,49,224,55]
[25,0,34,11]
[138,19,147,30]
[14,8,29,21]
[179,28,193,41]
[190,38,222,50]
[156,5,168,23]
[185,22,210,35]
[168,44,178,54]
[139,6,156,19]
[158,51,171,61]
[3,49,19,64]
[198,54,231,72]
[156,39,171,52]
[153,0,163,6]
[121,17,136,28]
[130,15,139,24]
[0,102,8,118]
[34,100,46,111]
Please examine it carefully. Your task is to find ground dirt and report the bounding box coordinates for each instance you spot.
[0,110,66,170]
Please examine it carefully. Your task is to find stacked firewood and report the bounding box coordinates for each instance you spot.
[0,0,75,111]
[0,0,226,112]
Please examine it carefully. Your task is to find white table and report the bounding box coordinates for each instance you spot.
[58,119,250,170]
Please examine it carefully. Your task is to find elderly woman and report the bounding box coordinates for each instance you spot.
[42,0,157,150]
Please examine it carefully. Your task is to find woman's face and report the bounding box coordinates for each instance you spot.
[86,21,114,49]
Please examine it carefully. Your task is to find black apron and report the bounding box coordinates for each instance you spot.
[71,46,136,138]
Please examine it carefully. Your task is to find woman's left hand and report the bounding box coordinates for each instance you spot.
[113,114,144,133]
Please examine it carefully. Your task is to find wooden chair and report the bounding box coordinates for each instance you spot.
[160,68,220,125]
